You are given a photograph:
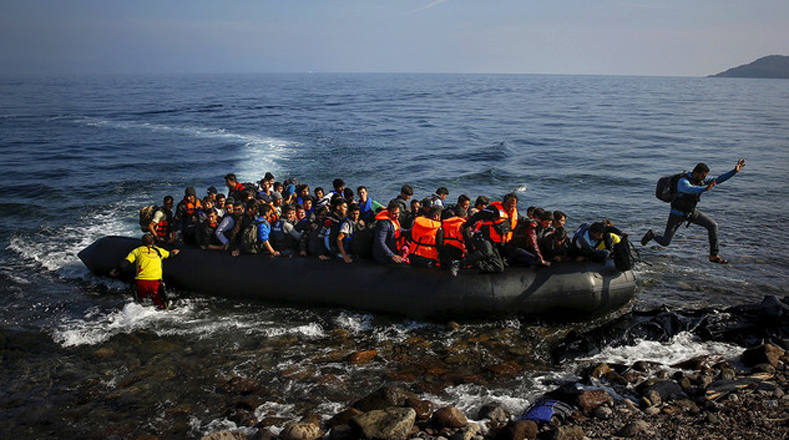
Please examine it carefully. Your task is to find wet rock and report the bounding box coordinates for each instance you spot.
[492,420,537,440]
[742,344,785,368]
[477,404,511,426]
[593,405,612,420]
[93,348,116,359]
[221,376,262,395]
[451,423,482,440]
[348,349,378,365]
[405,397,434,421]
[432,406,468,428]
[351,407,416,440]
[280,422,324,440]
[589,362,611,379]
[576,389,613,414]
[616,420,649,437]
[487,361,522,376]
[672,355,716,372]
[638,380,686,404]
[200,431,248,440]
[328,408,363,429]
[550,425,584,440]
[353,387,419,412]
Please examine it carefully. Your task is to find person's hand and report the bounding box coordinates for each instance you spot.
[172,249,180,255]
[272,251,280,257]
[392,255,404,263]
[705,180,717,191]
[735,158,746,172]
[343,255,353,263]
[540,260,551,267]
[231,250,240,257]
[109,269,118,277]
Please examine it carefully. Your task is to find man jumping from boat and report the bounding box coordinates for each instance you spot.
[110,233,179,310]
[641,159,746,264]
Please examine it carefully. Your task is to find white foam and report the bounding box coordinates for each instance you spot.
[52,301,176,347]
[578,331,742,368]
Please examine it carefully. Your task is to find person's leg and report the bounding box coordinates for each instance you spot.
[691,210,720,257]
[503,246,537,267]
[653,213,685,247]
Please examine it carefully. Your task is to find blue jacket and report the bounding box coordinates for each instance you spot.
[373,218,399,264]
[671,168,737,216]
[255,216,272,244]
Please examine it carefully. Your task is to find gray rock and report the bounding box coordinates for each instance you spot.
[432,406,468,429]
[200,431,249,440]
[616,420,649,437]
[280,422,324,440]
[353,387,420,412]
[477,404,511,426]
[351,407,417,440]
[550,425,584,440]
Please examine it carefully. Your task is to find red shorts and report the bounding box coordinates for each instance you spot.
[135,279,165,309]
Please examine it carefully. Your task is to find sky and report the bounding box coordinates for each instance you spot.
[0,0,787,77]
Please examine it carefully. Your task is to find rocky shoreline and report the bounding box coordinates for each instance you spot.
[199,343,789,440]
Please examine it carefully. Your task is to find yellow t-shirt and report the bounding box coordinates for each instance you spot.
[595,233,621,250]
[125,246,170,280]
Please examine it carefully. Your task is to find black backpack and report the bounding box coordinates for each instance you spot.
[139,205,160,232]
[613,235,636,271]
[655,172,685,203]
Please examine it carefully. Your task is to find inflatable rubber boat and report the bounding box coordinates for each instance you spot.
[78,236,637,319]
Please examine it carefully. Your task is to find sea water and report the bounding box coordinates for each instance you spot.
[1,73,788,438]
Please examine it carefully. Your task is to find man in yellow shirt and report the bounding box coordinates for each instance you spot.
[111,234,179,309]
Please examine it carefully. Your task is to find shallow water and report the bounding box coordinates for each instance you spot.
[1,73,787,438]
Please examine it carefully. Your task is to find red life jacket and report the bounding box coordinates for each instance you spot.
[153,211,171,238]
[481,201,517,244]
[442,216,466,253]
[410,217,441,261]
[375,210,401,240]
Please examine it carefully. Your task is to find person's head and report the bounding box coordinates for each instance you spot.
[386,200,402,221]
[421,197,432,214]
[271,192,283,206]
[333,178,345,192]
[357,186,368,201]
[297,184,310,198]
[202,197,215,210]
[536,209,553,229]
[400,184,414,200]
[314,187,325,199]
[224,173,238,189]
[295,204,306,221]
[348,203,361,221]
[502,193,518,213]
[692,163,710,182]
[259,179,272,193]
[185,187,197,203]
[282,204,296,221]
[162,195,174,211]
[331,197,348,217]
[457,194,471,211]
[428,206,442,221]
[207,186,218,200]
[273,182,284,194]
[526,206,537,219]
[474,195,489,209]
[410,198,421,211]
[589,222,606,241]
[142,233,155,247]
[207,210,218,224]
[258,203,272,219]
[302,195,314,212]
[343,187,354,203]
[263,172,275,184]
[224,203,234,215]
[233,201,245,215]
[453,205,467,219]
[216,194,226,208]
[245,200,259,216]
[553,210,566,228]
[436,187,449,200]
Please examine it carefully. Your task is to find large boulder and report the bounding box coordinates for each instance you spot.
[352,387,419,412]
[350,407,416,440]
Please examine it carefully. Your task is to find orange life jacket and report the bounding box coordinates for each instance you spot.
[410,217,441,261]
[481,201,517,244]
[442,216,466,253]
[184,199,203,216]
[375,209,401,240]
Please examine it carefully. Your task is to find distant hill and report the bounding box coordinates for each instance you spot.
[710,55,789,79]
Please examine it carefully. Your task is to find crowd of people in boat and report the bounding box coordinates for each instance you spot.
[141,172,626,274]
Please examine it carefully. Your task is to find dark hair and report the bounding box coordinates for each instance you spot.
[142,234,154,246]
[258,203,271,217]
[294,203,305,211]
[314,187,324,195]
[264,172,275,181]
[343,188,354,199]
[453,206,467,218]
[457,194,471,204]
[224,173,237,183]
[428,206,443,218]
[400,185,413,196]
[357,185,367,193]
[387,200,402,212]
[348,203,360,212]
[503,193,519,204]
[537,209,553,221]
[436,187,449,196]
[331,196,347,210]
[693,163,710,174]
[333,178,345,190]
[281,204,294,215]
[474,196,489,207]
[163,195,174,204]
[553,210,566,221]
[217,193,226,200]
[589,222,606,235]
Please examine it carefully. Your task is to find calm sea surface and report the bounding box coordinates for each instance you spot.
[1,73,788,438]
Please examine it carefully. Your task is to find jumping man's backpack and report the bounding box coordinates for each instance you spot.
[655,172,686,203]
[139,205,160,232]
